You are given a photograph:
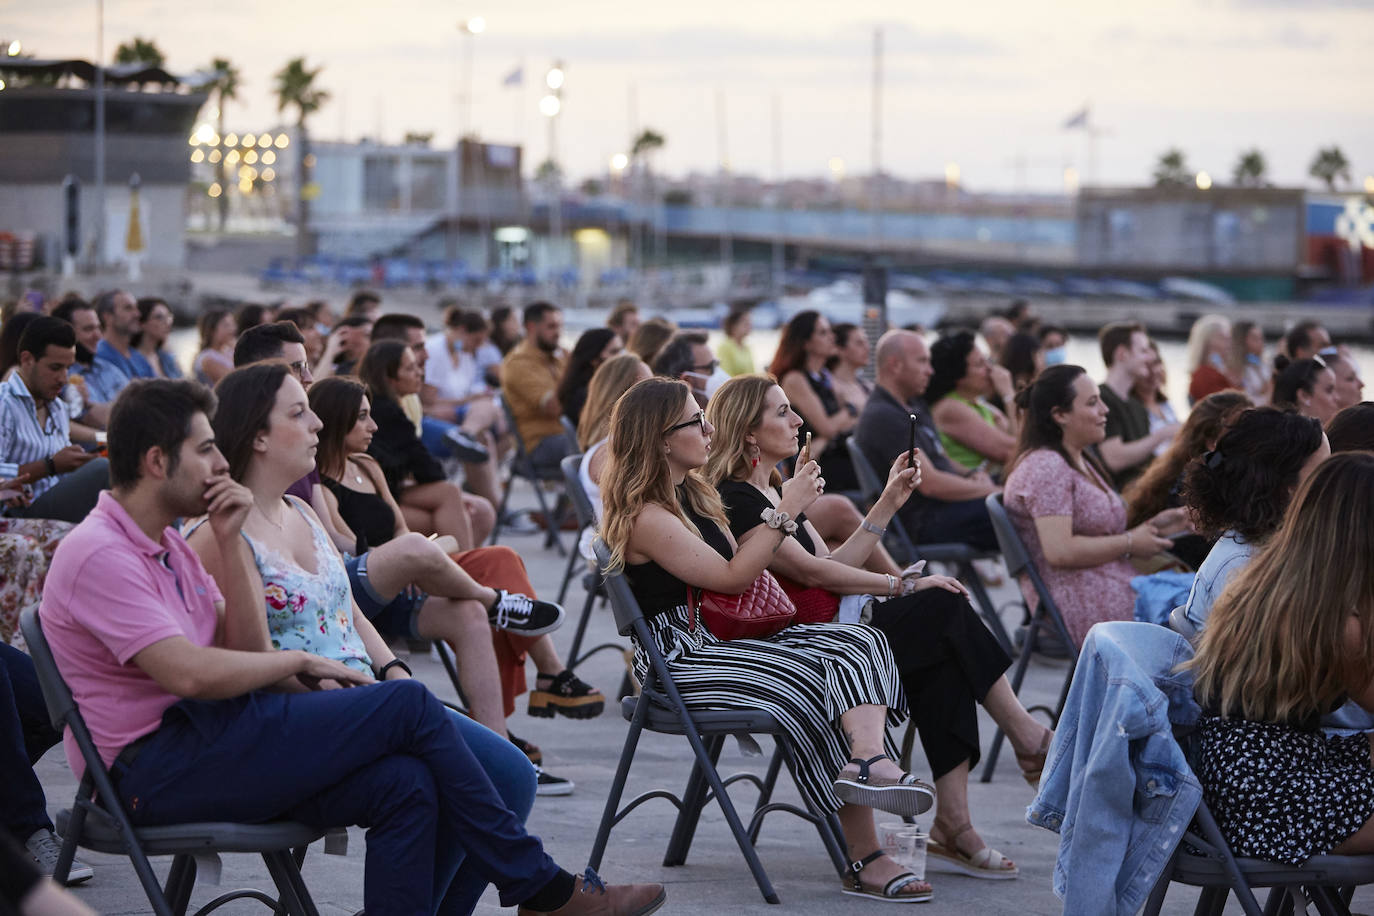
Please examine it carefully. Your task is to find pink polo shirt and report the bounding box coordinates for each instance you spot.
[40,491,223,778]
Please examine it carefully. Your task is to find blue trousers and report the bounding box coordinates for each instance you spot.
[421,416,461,460]
[0,642,59,841]
[114,680,555,916]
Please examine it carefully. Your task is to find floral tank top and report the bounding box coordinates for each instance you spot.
[194,497,373,675]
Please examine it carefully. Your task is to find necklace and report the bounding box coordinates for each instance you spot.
[347,458,365,485]
[254,500,286,530]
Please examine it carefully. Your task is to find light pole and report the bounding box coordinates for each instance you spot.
[540,61,564,271]
[458,16,484,270]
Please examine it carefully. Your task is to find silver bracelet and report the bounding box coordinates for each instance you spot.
[860,518,886,538]
[884,573,896,597]
[1123,530,1133,559]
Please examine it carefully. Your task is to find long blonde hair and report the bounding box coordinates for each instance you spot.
[703,374,782,488]
[1185,314,1231,374]
[1190,451,1374,724]
[599,378,728,574]
[579,353,648,450]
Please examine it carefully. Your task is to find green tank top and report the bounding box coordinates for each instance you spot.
[938,392,1000,470]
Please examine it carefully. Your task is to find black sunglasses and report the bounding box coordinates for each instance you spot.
[664,410,706,435]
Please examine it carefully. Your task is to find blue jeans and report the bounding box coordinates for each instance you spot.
[421,416,461,460]
[0,642,60,841]
[114,680,553,916]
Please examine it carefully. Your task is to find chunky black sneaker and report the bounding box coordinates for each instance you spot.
[533,765,575,796]
[528,669,605,719]
[489,590,565,637]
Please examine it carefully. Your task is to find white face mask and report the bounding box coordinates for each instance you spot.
[684,367,730,401]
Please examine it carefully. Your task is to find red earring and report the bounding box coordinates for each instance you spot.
[751,455,759,468]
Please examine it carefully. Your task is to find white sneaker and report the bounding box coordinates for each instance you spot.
[25,828,94,885]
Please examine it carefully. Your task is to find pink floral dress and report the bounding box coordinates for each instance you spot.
[1003,448,1135,647]
[0,518,74,647]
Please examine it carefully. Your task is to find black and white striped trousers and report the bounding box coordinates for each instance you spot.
[633,605,907,813]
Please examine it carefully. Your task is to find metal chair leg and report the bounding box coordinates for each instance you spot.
[556,532,583,603]
[587,702,649,873]
[664,736,723,867]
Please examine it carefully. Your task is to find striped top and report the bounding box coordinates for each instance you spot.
[0,371,72,498]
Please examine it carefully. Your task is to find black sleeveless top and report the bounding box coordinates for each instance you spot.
[717,479,819,556]
[792,370,860,491]
[321,475,398,555]
[624,489,733,619]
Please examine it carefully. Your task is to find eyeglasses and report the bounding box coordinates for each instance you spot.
[664,410,706,435]
[691,359,720,375]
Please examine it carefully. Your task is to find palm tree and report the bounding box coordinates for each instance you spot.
[273,58,330,255]
[1231,148,1268,188]
[1309,146,1351,192]
[1152,148,1191,188]
[630,129,666,266]
[206,57,240,231]
[113,37,165,69]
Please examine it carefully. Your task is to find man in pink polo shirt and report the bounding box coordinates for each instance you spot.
[39,379,665,916]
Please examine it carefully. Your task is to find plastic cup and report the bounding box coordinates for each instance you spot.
[878,822,928,881]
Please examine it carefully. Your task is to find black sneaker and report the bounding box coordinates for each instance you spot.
[489,590,565,636]
[534,765,575,796]
[443,428,490,463]
[508,731,543,765]
[25,828,94,885]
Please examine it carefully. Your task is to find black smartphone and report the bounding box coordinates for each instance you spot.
[908,414,918,469]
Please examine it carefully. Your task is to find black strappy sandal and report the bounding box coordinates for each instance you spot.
[841,849,932,904]
[833,754,935,817]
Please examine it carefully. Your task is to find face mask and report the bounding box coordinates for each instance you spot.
[683,367,730,402]
[1044,346,1068,366]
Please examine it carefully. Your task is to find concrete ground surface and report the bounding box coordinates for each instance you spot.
[32,481,1372,915]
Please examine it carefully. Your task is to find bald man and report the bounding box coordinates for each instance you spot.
[855,331,1000,550]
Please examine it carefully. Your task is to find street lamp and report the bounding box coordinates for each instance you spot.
[458,15,485,141]
[1196,171,1212,190]
[5,40,21,57]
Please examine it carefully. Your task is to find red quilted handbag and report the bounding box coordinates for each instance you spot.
[775,576,841,624]
[690,571,797,640]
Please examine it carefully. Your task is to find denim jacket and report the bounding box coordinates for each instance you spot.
[1027,621,1201,916]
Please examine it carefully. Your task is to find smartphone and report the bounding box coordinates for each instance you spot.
[801,431,812,466]
[908,414,918,470]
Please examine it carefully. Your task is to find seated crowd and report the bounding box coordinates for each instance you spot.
[3,282,1374,914]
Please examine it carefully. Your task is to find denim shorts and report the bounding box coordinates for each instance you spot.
[344,552,428,639]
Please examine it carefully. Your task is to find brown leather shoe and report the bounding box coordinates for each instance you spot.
[516,874,666,916]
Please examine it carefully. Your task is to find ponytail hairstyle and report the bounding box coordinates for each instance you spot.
[598,378,728,574]
[1271,355,1327,410]
[1007,364,1111,488]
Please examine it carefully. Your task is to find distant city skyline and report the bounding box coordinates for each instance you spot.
[6,0,1373,192]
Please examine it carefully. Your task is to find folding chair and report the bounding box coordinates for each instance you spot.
[979,493,1079,783]
[1144,795,1374,916]
[586,541,849,904]
[556,453,625,674]
[20,608,345,916]
[491,394,568,555]
[845,437,1013,655]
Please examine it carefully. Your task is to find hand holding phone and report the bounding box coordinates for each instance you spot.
[800,431,812,467]
[908,414,919,471]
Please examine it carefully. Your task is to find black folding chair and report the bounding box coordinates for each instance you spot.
[20,608,345,916]
[979,493,1079,782]
[845,437,1013,655]
[1143,752,1374,915]
[556,454,626,674]
[586,541,848,904]
[491,394,568,554]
